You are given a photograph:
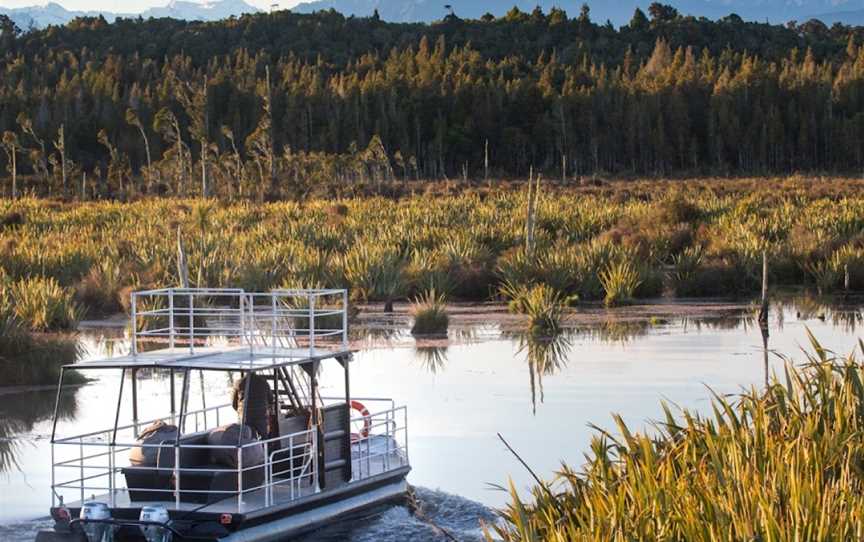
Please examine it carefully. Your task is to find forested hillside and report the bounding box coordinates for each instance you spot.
[2,5,864,199]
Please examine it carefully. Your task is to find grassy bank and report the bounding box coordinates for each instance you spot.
[0,287,83,387]
[486,335,864,541]
[0,178,863,324]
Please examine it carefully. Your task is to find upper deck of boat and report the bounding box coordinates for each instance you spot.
[72,287,353,372]
[70,345,354,371]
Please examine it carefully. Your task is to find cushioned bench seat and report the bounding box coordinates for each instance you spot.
[123,426,266,503]
[122,417,308,504]
[171,464,265,504]
[122,430,210,502]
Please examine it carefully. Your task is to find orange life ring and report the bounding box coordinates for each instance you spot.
[350,400,371,442]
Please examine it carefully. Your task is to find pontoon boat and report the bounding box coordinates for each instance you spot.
[35,288,410,542]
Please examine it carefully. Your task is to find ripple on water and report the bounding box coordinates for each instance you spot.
[0,519,52,542]
[299,487,496,542]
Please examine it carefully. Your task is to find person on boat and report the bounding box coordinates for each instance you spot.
[231,372,274,439]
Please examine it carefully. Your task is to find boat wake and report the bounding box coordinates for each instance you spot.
[0,487,496,542]
[300,486,497,541]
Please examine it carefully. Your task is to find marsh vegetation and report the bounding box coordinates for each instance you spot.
[486,336,864,541]
[2,180,861,316]
[2,178,863,384]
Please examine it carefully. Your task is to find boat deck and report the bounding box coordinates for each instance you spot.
[64,438,407,516]
[72,345,352,371]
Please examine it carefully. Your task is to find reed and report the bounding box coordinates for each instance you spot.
[341,243,406,311]
[669,245,704,296]
[599,259,642,307]
[486,334,864,541]
[410,288,449,336]
[501,282,573,335]
[9,276,84,331]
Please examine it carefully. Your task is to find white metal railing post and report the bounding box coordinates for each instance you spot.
[313,437,320,493]
[366,431,371,477]
[79,440,84,503]
[385,410,391,471]
[108,432,115,506]
[237,448,244,505]
[404,407,409,465]
[240,294,247,350]
[342,289,348,349]
[50,443,55,507]
[249,296,256,354]
[112,440,118,503]
[308,294,316,353]
[169,289,175,350]
[174,446,181,508]
[264,441,271,507]
[271,294,277,355]
[188,292,195,354]
[130,293,138,356]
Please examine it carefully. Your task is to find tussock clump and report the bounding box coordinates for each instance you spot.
[75,260,126,316]
[410,289,449,336]
[10,276,84,331]
[501,282,573,335]
[599,259,642,307]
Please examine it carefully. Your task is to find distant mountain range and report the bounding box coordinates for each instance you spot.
[291,0,864,26]
[0,0,260,30]
[5,0,864,30]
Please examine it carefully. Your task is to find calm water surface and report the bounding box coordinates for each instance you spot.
[1,298,862,540]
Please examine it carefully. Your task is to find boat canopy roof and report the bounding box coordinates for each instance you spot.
[69,345,353,372]
[70,287,351,372]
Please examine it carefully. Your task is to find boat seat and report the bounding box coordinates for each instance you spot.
[122,430,210,502]
[170,463,265,504]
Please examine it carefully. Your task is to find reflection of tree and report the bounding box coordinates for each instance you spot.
[0,389,79,474]
[574,319,651,344]
[512,332,572,414]
[350,323,404,346]
[414,346,448,374]
[785,295,863,333]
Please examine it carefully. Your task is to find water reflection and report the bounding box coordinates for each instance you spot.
[786,296,864,333]
[414,346,448,374]
[512,332,572,414]
[0,389,78,475]
[574,319,652,344]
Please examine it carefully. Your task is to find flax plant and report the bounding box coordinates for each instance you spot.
[486,334,864,542]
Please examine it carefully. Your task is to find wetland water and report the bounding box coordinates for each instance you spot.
[1,297,862,541]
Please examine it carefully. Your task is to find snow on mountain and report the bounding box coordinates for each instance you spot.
[0,2,103,30]
[0,0,261,30]
[143,0,261,20]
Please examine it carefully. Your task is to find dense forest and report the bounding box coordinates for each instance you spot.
[3,4,864,198]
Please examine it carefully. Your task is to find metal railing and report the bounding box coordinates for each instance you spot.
[129,288,349,357]
[350,405,409,481]
[50,401,408,512]
[320,398,409,482]
[51,402,318,510]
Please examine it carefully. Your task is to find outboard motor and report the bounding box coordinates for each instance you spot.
[79,502,113,542]
[139,505,172,542]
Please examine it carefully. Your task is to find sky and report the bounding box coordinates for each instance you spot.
[0,0,302,12]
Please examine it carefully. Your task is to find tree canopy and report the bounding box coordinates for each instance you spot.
[3,5,864,198]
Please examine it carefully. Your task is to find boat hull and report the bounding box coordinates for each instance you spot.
[223,477,408,541]
[35,468,410,541]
